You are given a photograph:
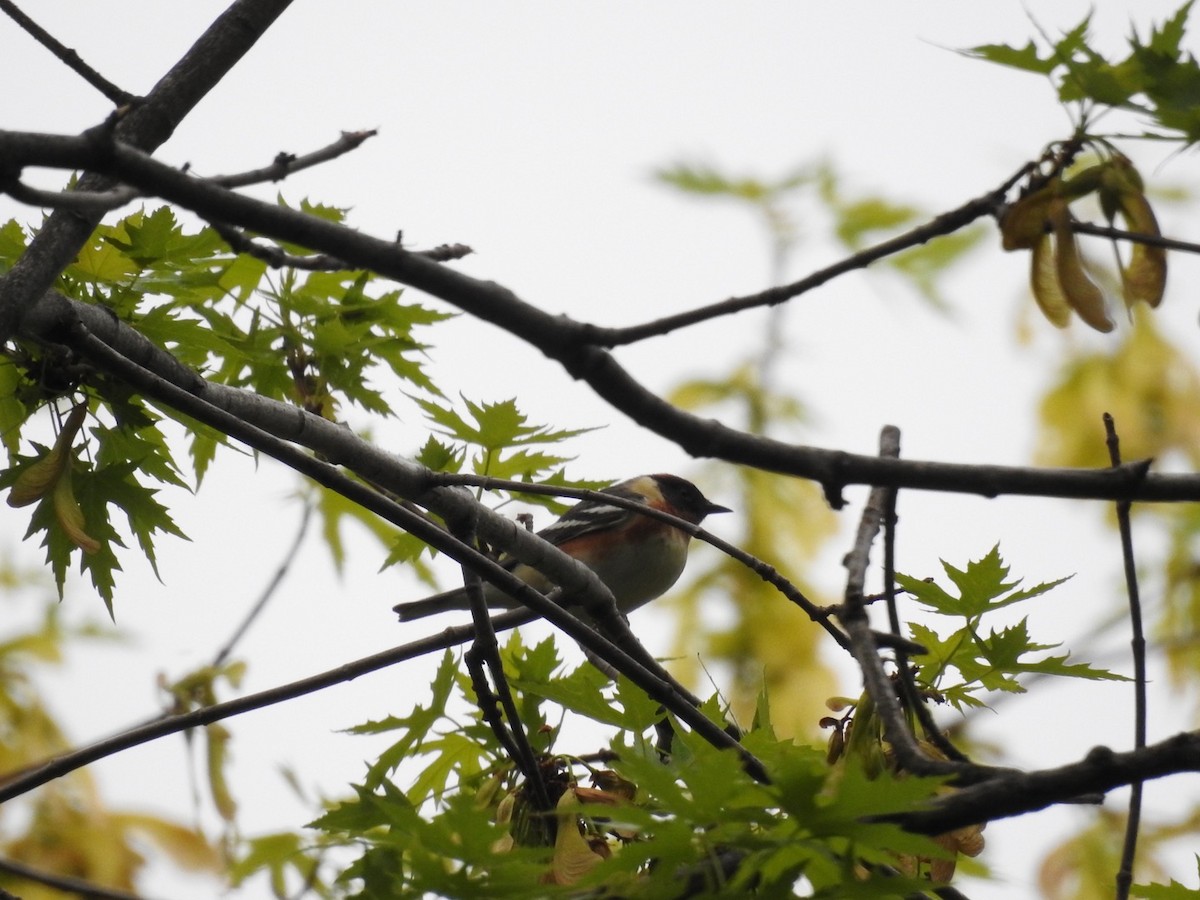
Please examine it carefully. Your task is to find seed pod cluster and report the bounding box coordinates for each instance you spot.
[1000,152,1166,332]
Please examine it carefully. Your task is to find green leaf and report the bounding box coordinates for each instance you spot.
[0,219,29,273]
[653,163,771,200]
[349,651,461,789]
[0,362,30,458]
[1133,854,1200,897]
[833,197,919,250]
[414,434,463,473]
[83,461,188,584]
[228,832,318,891]
[67,233,140,283]
[462,396,546,447]
[117,206,185,265]
[811,762,951,856]
[218,253,270,300]
[309,779,415,834]
[961,39,1058,75]
[470,448,575,482]
[503,633,563,684]
[414,395,595,481]
[899,544,1070,619]
[965,5,1200,143]
[91,421,189,492]
[513,664,655,731]
[980,619,1128,683]
[2,451,124,609]
[313,483,407,575]
[379,531,438,580]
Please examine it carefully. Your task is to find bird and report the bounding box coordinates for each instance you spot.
[393,474,729,622]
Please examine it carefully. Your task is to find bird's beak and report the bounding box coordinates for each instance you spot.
[705,502,732,515]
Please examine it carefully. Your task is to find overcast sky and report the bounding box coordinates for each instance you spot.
[2,3,1199,897]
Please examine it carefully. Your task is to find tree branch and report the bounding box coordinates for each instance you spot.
[1074,220,1200,255]
[0,128,379,216]
[888,733,1200,836]
[0,0,296,342]
[838,426,974,780]
[1104,412,1148,900]
[0,0,136,106]
[212,501,313,668]
[590,165,1025,346]
[0,612,529,805]
[0,854,147,900]
[456,517,552,810]
[3,130,1195,506]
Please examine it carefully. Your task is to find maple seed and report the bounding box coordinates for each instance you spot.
[1050,200,1113,332]
[7,403,87,507]
[547,790,607,885]
[1100,158,1166,309]
[51,462,101,554]
[1030,233,1072,328]
[1000,189,1055,251]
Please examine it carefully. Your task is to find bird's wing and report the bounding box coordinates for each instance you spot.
[535,494,639,547]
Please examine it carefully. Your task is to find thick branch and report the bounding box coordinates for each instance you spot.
[890,733,1200,836]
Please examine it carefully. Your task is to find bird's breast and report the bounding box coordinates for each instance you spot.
[584,524,691,613]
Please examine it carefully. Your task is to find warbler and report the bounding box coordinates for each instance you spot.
[393,474,729,622]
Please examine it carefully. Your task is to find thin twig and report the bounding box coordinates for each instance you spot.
[880,433,971,764]
[591,163,1031,346]
[211,220,352,270]
[464,644,521,761]
[839,426,960,778]
[209,129,377,188]
[0,0,136,105]
[1104,412,1148,900]
[0,176,141,212]
[1,130,381,217]
[1073,220,1200,255]
[413,242,474,262]
[0,612,532,804]
[211,221,473,270]
[878,451,966,762]
[212,501,313,667]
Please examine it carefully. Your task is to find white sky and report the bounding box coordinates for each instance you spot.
[2,2,1199,898]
